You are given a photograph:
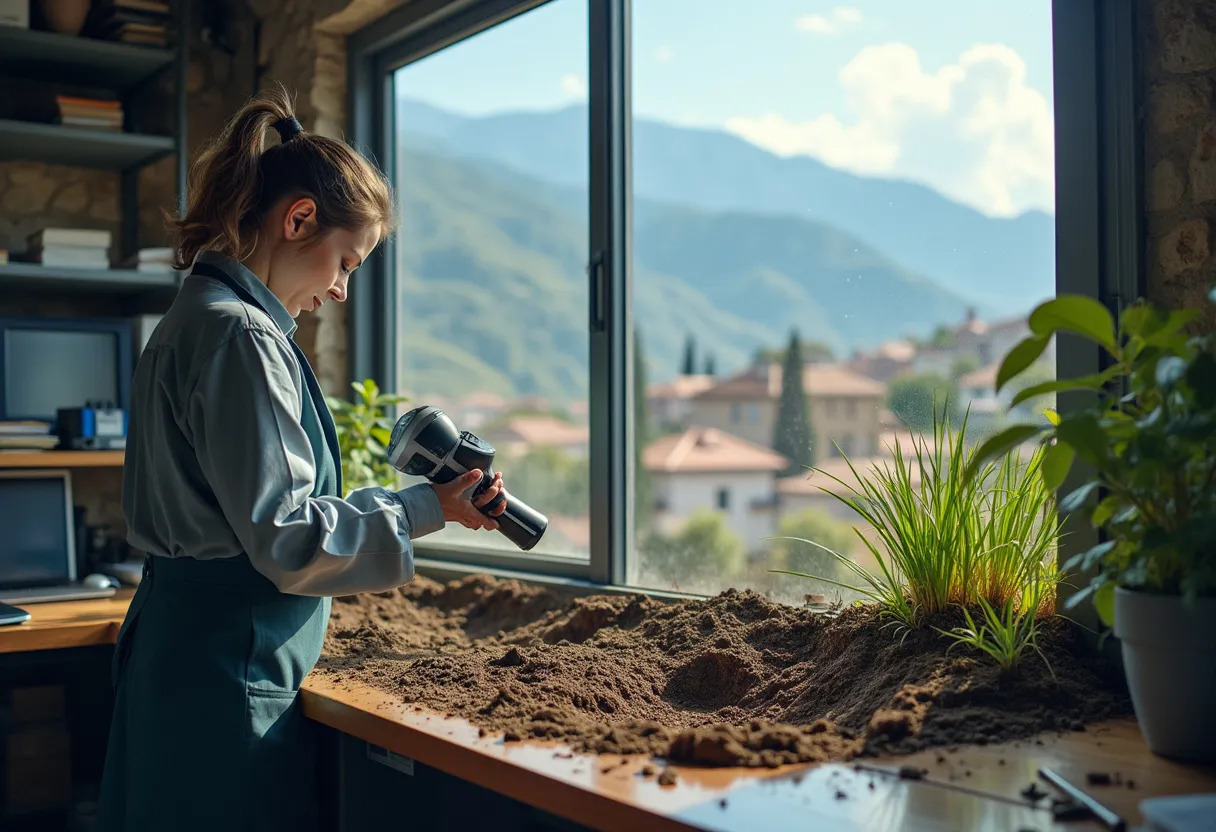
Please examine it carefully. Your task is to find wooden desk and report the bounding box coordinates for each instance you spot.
[0,589,132,654]
[301,675,1216,832]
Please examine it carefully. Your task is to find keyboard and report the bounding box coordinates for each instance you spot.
[0,585,117,604]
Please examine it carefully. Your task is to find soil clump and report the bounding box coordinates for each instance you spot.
[318,575,1129,767]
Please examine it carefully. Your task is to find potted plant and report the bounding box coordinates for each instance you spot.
[968,292,1216,763]
[326,378,408,494]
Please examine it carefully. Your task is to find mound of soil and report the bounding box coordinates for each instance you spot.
[317,575,1129,768]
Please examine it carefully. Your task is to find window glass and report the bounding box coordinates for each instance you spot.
[629,0,1057,598]
[391,0,590,558]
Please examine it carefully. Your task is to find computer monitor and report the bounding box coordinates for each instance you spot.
[0,470,76,589]
[0,316,133,423]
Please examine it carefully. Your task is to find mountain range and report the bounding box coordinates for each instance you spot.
[389,99,1055,403]
[396,99,1055,311]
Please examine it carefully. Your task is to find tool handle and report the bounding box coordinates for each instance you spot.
[1038,768,1126,832]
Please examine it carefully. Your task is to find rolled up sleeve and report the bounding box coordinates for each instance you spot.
[186,327,440,596]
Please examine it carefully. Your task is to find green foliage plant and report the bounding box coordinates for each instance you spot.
[967,293,1216,625]
[325,378,408,494]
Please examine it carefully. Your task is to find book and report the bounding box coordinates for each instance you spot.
[0,436,60,450]
[60,117,124,131]
[99,0,171,14]
[28,245,111,268]
[0,0,29,28]
[0,421,53,436]
[28,228,113,249]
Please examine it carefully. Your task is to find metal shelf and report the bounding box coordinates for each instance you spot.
[0,118,174,171]
[0,262,179,293]
[0,27,174,91]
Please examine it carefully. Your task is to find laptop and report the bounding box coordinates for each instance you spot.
[0,601,31,626]
[0,469,116,605]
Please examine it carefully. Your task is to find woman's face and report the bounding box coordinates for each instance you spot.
[264,197,379,318]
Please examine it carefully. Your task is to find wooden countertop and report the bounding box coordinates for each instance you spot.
[0,588,133,654]
[8,590,1214,830]
[301,675,1216,832]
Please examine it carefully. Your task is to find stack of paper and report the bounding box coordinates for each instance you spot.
[0,421,57,451]
[27,228,111,269]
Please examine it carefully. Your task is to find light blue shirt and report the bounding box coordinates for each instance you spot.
[121,251,444,596]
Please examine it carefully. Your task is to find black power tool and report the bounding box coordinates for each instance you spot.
[385,405,548,551]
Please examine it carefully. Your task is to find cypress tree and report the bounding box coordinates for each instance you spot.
[772,329,815,473]
[681,333,696,376]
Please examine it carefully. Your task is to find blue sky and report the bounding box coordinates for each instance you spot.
[395,1,1056,218]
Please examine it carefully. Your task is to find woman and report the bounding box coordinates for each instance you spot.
[97,85,505,831]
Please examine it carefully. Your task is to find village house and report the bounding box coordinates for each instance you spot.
[643,427,788,554]
[688,362,887,461]
[645,374,717,431]
[482,414,590,459]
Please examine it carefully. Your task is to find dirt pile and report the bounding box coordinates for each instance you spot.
[318,575,1129,767]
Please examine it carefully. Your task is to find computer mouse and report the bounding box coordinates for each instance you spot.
[83,573,118,590]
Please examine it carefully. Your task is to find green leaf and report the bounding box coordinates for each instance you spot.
[1143,309,1199,347]
[370,426,391,446]
[1042,442,1076,491]
[1094,581,1116,628]
[997,336,1051,392]
[1028,296,1117,351]
[1120,304,1155,338]
[963,424,1044,482]
[1080,540,1117,570]
[1008,368,1118,409]
[1044,408,1060,426]
[1055,414,1107,466]
[1156,356,1189,387]
[1060,480,1100,513]
[1090,495,1121,528]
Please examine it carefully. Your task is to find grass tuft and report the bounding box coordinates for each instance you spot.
[771,407,1064,669]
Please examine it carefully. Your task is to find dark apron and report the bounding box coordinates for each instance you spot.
[96,262,343,832]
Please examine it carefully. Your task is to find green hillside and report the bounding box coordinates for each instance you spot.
[393,148,973,403]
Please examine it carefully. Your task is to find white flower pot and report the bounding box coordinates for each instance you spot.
[1114,587,1216,763]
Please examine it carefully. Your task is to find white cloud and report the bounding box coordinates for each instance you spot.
[797,6,863,36]
[560,73,586,100]
[723,43,1054,217]
[655,45,674,62]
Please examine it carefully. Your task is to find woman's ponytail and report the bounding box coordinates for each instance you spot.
[170,82,394,270]
[171,84,296,270]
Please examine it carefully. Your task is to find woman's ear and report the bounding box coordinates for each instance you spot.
[282,197,319,241]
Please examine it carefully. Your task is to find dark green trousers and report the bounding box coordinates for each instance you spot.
[96,554,330,831]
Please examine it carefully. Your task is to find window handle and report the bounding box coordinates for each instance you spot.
[588,250,606,333]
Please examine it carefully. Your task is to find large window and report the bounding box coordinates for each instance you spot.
[351,0,1133,591]
[389,0,590,559]
[630,1,1058,598]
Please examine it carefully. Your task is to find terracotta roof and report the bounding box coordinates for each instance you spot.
[777,452,924,496]
[873,340,916,361]
[492,416,589,447]
[459,391,509,409]
[648,375,718,400]
[693,363,887,402]
[643,427,789,473]
[959,363,999,390]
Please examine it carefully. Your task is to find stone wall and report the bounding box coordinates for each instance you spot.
[247,0,411,397]
[1143,0,1216,330]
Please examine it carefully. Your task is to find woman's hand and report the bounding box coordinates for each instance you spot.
[430,469,508,531]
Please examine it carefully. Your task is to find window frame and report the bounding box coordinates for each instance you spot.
[348,0,1143,603]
